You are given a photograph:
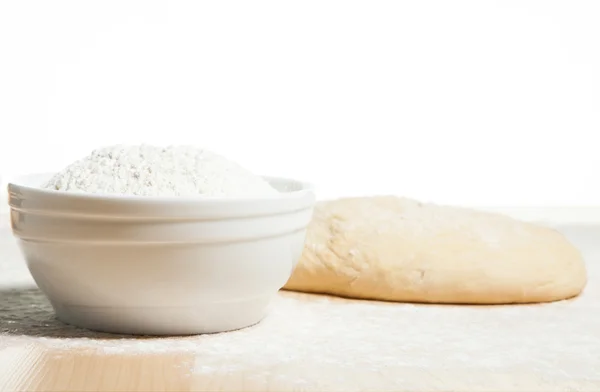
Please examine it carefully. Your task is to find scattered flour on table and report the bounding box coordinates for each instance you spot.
[42,144,278,197]
[1,288,599,383]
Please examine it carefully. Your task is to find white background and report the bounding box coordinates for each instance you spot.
[1,0,599,207]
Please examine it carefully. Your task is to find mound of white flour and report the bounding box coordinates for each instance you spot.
[42,144,278,197]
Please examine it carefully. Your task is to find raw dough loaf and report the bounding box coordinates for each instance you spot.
[284,196,587,304]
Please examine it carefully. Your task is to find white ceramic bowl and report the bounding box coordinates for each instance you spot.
[8,173,315,335]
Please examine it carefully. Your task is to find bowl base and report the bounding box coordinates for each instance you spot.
[51,295,272,336]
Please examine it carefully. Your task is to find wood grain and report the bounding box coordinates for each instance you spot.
[2,347,600,392]
[0,346,195,392]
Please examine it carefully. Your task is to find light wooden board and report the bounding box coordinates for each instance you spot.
[1,222,599,392]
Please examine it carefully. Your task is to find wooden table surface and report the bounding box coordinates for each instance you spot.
[1,220,599,392]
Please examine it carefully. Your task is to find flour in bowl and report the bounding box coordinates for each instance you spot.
[43,144,278,197]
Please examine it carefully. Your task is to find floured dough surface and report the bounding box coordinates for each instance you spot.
[284,196,587,304]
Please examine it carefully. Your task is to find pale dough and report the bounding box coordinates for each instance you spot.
[284,196,587,304]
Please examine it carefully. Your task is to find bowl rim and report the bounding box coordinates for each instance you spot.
[8,172,315,203]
